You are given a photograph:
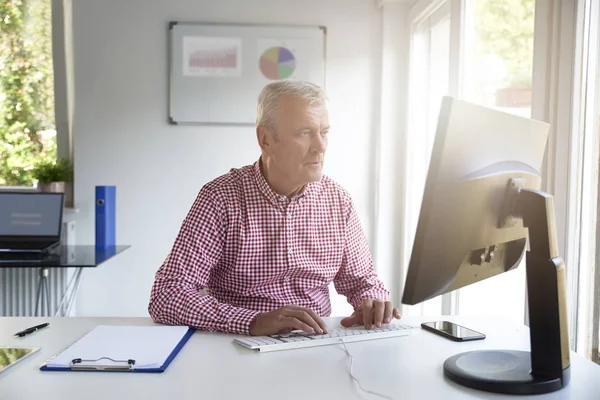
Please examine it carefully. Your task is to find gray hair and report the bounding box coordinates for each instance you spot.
[256,80,327,130]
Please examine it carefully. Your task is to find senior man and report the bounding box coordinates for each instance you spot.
[149,80,401,336]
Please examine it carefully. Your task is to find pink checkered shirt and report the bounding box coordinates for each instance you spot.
[148,160,390,335]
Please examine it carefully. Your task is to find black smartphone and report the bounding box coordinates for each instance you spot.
[421,321,486,342]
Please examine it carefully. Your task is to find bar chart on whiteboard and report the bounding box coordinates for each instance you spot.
[182,36,242,77]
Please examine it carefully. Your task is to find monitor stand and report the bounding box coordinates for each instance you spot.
[443,184,571,395]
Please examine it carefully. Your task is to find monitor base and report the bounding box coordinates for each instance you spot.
[444,350,569,395]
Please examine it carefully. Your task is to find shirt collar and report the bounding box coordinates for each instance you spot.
[253,158,317,206]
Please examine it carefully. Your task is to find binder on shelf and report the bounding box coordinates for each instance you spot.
[40,325,193,373]
[95,186,116,248]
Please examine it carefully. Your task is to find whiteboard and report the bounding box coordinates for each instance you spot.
[168,22,326,125]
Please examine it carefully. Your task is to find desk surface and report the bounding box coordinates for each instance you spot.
[0,316,599,400]
[0,245,130,268]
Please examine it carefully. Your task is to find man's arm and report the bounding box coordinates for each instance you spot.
[333,197,391,308]
[148,187,259,335]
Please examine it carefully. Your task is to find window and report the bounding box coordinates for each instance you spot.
[573,0,600,362]
[404,1,451,317]
[581,23,600,360]
[402,0,598,360]
[403,0,535,320]
[462,0,534,118]
[456,0,535,323]
[0,0,56,187]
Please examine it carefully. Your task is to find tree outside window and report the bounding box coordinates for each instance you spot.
[0,0,56,186]
[469,0,535,115]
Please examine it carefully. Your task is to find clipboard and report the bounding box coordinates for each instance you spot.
[40,325,194,373]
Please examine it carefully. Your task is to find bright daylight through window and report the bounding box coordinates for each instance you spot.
[0,0,56,187]
[404,0,535,321]
[457,0,535,322]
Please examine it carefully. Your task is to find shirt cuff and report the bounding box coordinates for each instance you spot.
[227,307,261,335]
[349,288,392,309]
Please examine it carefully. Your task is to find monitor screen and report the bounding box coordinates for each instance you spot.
[0,193,63,237]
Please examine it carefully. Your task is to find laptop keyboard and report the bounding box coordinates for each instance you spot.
[0,241,58,251]
[0,252,43,261]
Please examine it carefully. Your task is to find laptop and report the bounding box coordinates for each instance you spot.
[0,192,64,253]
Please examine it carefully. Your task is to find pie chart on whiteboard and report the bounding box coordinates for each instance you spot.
[260,47,296,80]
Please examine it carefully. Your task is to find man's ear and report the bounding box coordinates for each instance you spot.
[257,125,272,152]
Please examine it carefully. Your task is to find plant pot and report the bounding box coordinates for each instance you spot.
[38,181,66,193]
[495,87,532,107]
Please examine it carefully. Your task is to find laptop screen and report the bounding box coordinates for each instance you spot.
[0,193,63,237]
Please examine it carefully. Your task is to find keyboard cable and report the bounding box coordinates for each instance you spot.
[339,338,396,400]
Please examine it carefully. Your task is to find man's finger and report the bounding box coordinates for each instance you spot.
[284,317,314,333]
[289,306,328,333]
[373,300,385,328]
[393,308,402,319]
[362,298,374,329]
[383,302,393,324]
[286,310,323,334]
[340,311,362,327]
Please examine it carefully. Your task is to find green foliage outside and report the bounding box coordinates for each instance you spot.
[474,0,535,88]
[0,0,56,186]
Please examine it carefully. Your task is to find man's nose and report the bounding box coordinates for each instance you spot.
[312,134,327,153]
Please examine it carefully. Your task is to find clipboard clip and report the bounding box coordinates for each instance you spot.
[70,357,136,371]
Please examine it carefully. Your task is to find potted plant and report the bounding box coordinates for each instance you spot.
[32,158,73,193]
[495,72,533,108]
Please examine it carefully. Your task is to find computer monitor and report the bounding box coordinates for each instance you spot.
[401,97,570,395]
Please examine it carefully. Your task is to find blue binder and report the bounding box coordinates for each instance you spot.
[95,186,116,248]
[40,326,194,373]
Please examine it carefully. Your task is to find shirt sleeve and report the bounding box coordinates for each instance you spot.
[148,185,259,335]
[333,195,391,309]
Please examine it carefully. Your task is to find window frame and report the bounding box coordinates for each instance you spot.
[51,0,73,164]
[403,0,452,317]
[573,0,600,360]
[50,0,74,206]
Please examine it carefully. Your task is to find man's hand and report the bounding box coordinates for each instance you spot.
[249,305,329,336]
[340,298,401,329]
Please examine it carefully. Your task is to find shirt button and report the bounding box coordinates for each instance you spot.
[288,247,293,254]
[284,276,290,282]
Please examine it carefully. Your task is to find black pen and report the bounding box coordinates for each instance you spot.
[14,322,50,337]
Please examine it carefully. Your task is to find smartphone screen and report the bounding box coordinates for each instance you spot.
[421,321,485,341]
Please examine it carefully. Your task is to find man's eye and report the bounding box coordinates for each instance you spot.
[321,131,329,136]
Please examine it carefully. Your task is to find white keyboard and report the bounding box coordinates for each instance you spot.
[233,323,417,352]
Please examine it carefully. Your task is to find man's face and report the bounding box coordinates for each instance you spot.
[265,95,330,187]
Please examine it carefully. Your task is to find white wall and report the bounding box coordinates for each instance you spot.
[72,0,383,317]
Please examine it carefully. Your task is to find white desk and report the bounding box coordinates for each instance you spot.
[1,316,599,400]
